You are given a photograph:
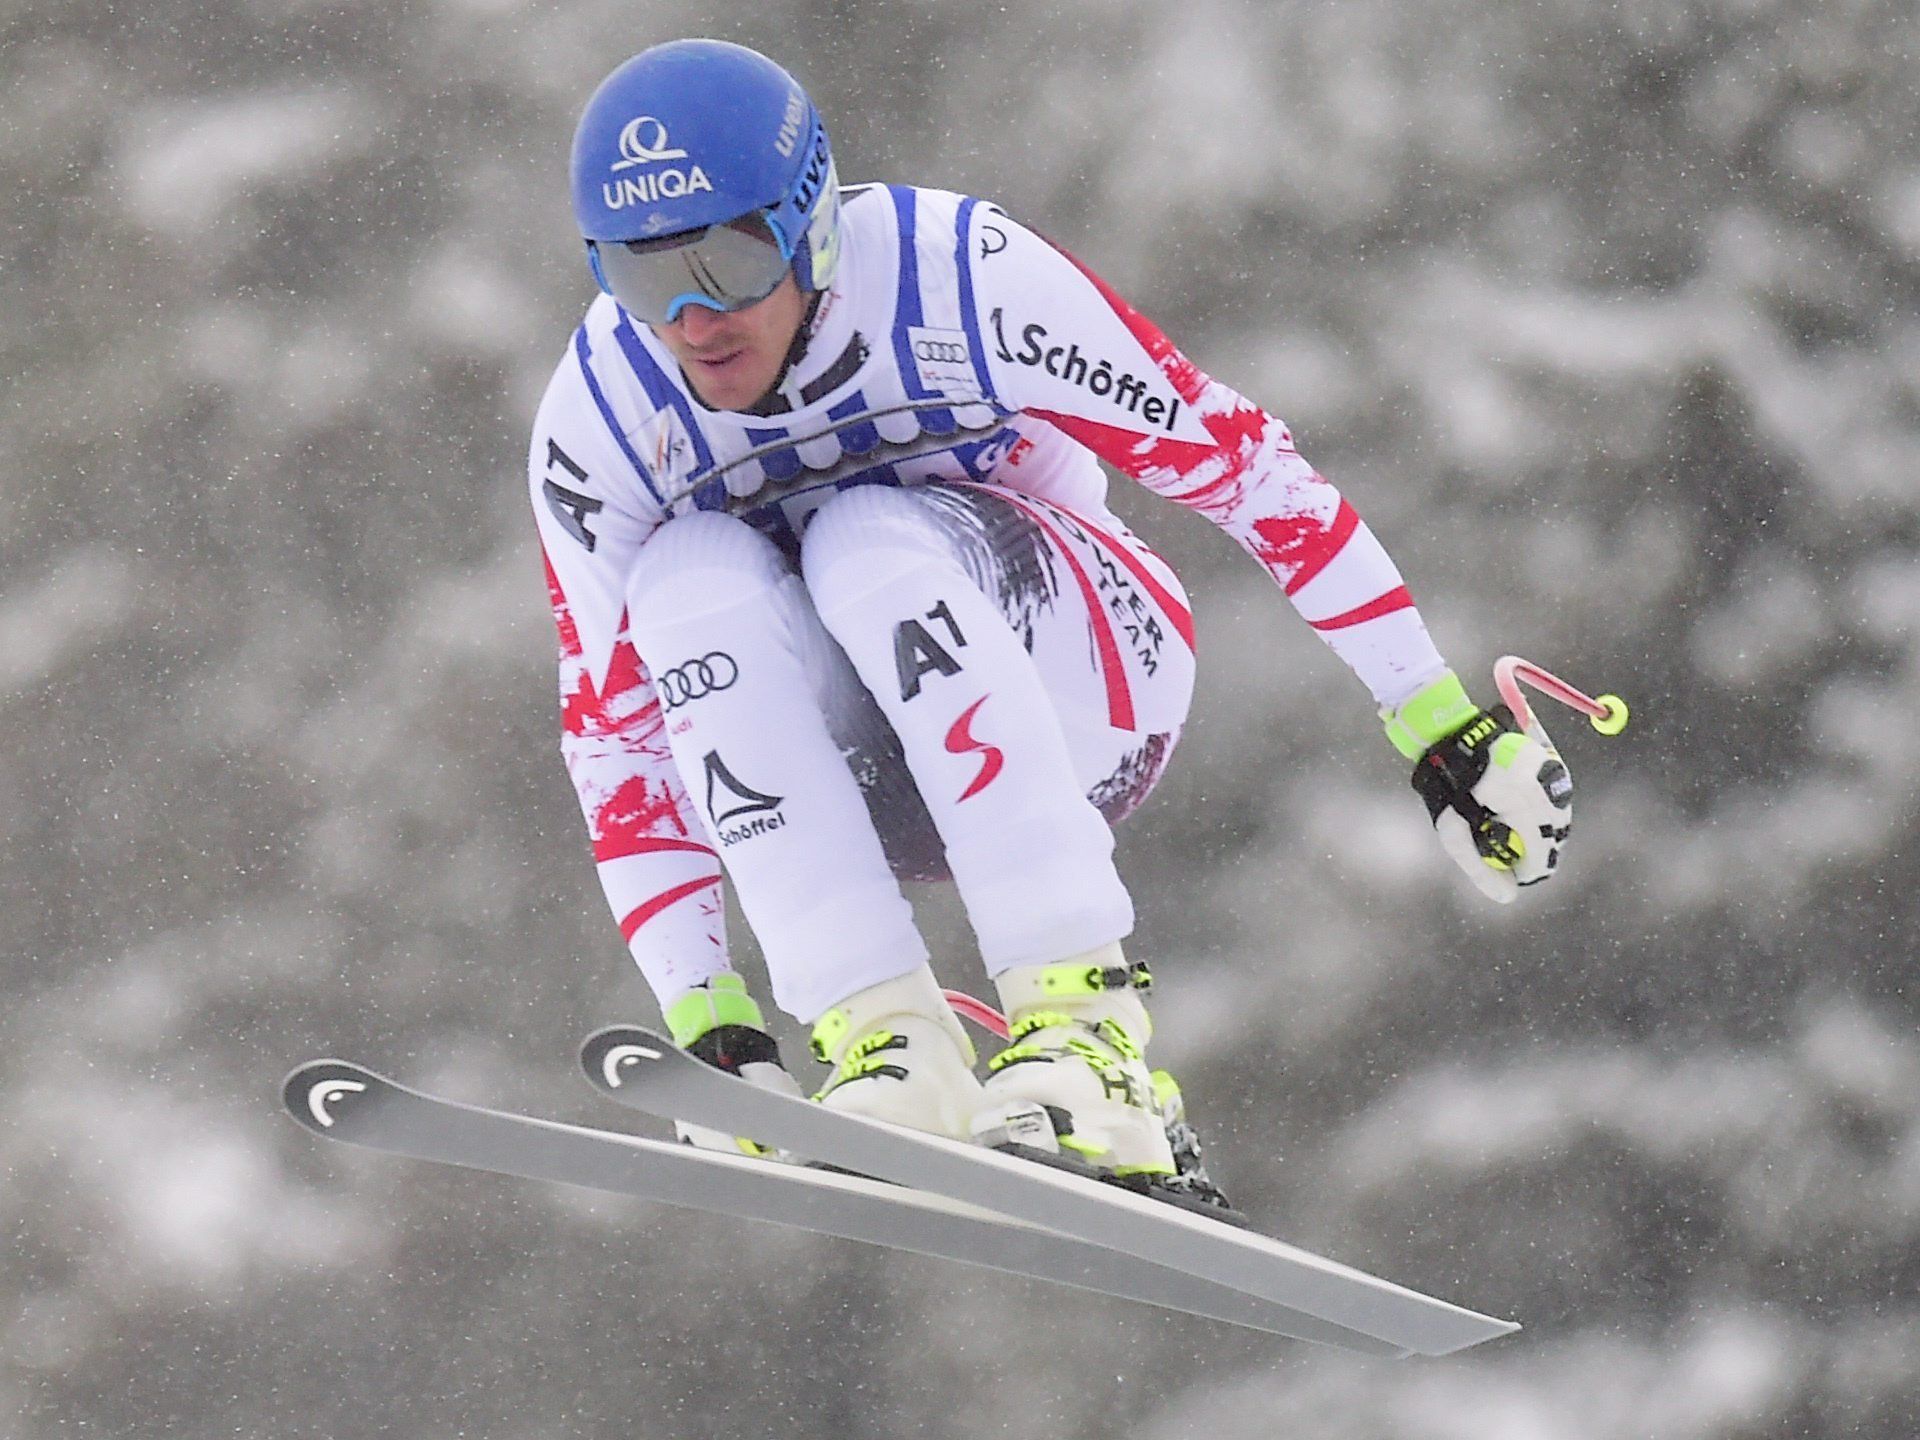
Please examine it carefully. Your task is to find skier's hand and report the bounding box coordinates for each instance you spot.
[1383,671,1573,904]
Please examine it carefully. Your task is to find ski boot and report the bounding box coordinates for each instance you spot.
[973,943,1236,1216]
[666,973,801,1157]
[810,965,986,1140]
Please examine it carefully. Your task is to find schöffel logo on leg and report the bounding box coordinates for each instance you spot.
[657,653,739,711]
[703,750,786,846]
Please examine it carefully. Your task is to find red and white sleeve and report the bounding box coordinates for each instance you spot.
[971,210,1449,709]
[529,359,729,1006]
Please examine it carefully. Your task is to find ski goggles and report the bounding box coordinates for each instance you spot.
[590,211,794,325]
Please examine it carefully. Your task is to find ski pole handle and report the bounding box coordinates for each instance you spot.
[1493,655,1629,737]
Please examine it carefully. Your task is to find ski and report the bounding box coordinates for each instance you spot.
[282,1059,1407,1350]
[581,1025,1519,1358]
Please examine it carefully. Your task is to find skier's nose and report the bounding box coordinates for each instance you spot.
[676,302,730,345]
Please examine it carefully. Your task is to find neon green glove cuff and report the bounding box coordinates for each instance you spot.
[1382,670,1480,760]
[665,972,766,1048]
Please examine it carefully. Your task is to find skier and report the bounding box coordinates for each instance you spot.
[528,39,1572,1195]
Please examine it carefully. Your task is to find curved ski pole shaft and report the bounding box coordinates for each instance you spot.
[1493,655,1629,737]
[943,988,1010,1039]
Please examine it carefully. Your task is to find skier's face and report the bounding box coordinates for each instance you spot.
[653,276,809,412]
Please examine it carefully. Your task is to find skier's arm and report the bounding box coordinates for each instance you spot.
[529,351,727,994]
[967,211,1442,709]
[968,210,1572,899]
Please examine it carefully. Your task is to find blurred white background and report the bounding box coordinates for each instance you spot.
[4,1,1915,1435]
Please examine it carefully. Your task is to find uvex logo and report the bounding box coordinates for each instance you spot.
[774,91,806,159]
[792,129,831,215]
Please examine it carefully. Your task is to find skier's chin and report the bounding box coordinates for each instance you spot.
[684,347,777,411]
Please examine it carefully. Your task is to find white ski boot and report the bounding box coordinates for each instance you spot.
[810,965,986,1140]
[667,973,802,1158]
[972,943,1178,1182]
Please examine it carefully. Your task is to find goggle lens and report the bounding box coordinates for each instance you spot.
[594,213,792,324]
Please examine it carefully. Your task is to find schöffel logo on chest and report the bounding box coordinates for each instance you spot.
[987,308,1183,432]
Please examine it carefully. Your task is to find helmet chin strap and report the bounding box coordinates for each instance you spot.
[743,288,825,417]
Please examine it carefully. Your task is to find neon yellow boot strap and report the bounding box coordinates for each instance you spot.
[1021,958,1153,1000]
[665,973,765,1049]
[1382,670,1479,760]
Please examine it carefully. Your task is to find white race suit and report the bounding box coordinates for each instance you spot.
[528,184,1448,1023]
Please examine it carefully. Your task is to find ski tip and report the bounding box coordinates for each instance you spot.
[579,1025,673,1094]
[1416,1314,1521,1357]
[282,1059,385,1136]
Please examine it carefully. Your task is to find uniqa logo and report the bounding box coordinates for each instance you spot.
[603,168,714,209]
[603,115,713,210]
[611,116,687,170]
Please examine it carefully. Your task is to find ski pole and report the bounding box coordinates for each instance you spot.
[944,990,1010,1039]
[947,663,1622,1042]
[1493,655,1630,737]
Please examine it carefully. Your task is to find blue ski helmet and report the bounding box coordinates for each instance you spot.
[570,40,842,321]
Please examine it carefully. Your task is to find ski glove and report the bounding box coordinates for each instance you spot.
[1383,671,1573,904]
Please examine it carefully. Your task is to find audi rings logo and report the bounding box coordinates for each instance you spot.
[912,338,969,365]
[657,652,739,710]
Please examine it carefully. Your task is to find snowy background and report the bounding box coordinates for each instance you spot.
[6,1,1917,1436]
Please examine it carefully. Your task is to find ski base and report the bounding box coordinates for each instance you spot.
[580,1025,1518,1358]
[283,1059,1412,1351]
[285,1032,1519,1357]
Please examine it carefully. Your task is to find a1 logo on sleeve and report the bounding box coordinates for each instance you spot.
[544,438,603,551]
[907,326,980,398]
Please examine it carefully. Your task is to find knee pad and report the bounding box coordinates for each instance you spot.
[800,484,966,618]
[629,510,791,622]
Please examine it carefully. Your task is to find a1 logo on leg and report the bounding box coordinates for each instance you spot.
[895,600,969,701]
